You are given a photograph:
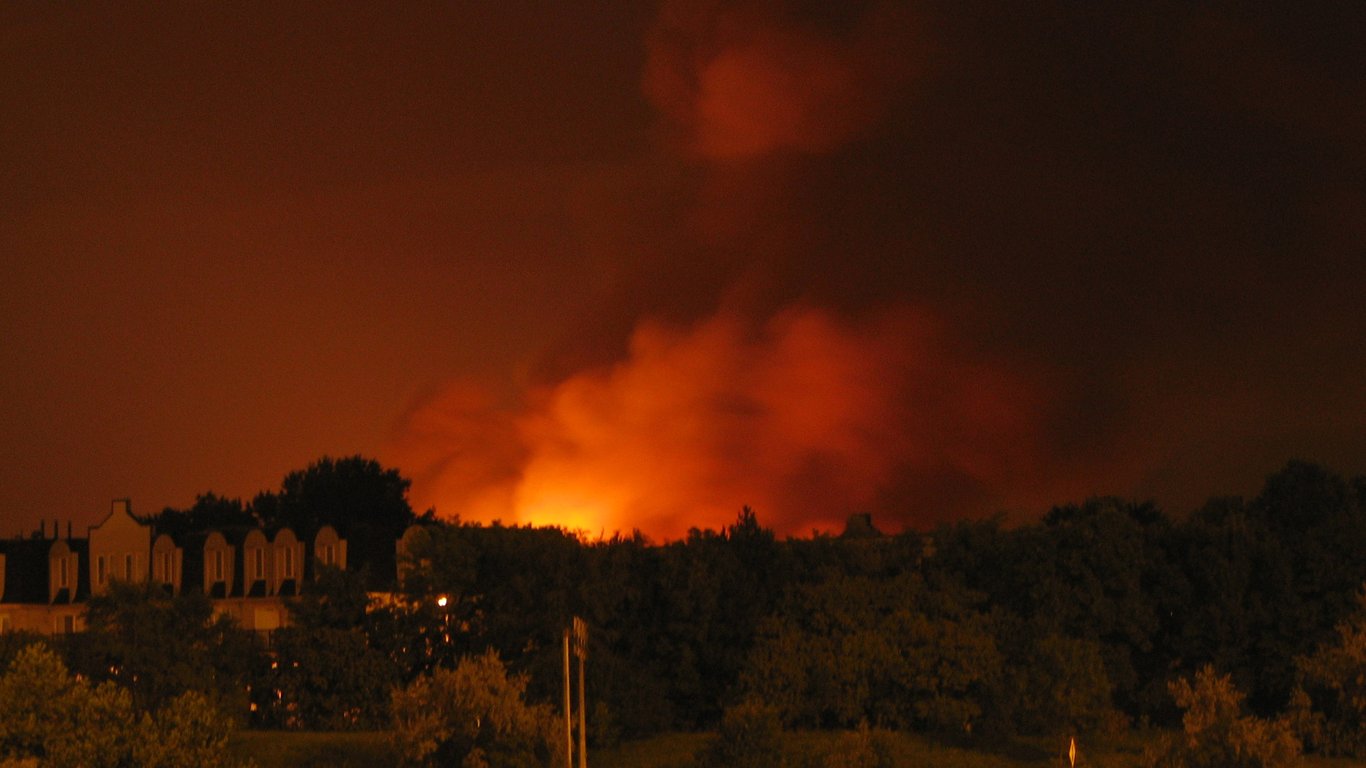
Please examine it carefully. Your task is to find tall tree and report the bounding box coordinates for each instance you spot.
[139,493,257,537]
[1293,589,1366,756]
[259,564,398,730]
[1171,462,1366,715]
[0,644,250,768]
[256,455,419,586]
[1028,498,1183,716]
[1145,666,1299,768]
[1249,461,1366,644]
[742,572,1001,733]
[391,650,562,768]
[69,581,260,717]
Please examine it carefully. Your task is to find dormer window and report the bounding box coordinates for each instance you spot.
[254,549,264,580]
[214,550,224,582]
[59,557,69,588]
[282,547,294,579]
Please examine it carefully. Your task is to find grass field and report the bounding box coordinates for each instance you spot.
[594,731,1366,768]
[593,730,1140,768]
[227,730,395,768]
[228,729,1366,768]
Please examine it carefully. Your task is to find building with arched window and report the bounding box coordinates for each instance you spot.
[0,499,361,637]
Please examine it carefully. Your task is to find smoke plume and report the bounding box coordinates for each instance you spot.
[389,305,1047,539]
[643,0,914,159]
[379,0,1060,538]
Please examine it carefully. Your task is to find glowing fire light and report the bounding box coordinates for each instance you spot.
[391,306,1048,540]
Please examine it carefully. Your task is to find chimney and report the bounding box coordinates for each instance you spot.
[840,513,882,540]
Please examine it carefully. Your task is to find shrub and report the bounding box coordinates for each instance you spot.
[991,621,1120,738]
[0,644,248,768]
[742,574,1000,734]
[1290,588,1366,756]
[391,650,561,768]
[695,699,785,768]
[1144,666,1300,768]
[816,724,895,768]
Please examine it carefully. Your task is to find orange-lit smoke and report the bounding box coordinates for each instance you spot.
[644,0,914,159]
[384,3,1039,539]
[388,305,1047,540]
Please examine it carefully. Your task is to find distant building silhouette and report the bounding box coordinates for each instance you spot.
[840,513,883,540]
[0,499,350,636]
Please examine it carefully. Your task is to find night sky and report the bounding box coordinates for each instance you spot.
[3,2,1363,540]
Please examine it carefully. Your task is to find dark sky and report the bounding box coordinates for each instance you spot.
[3,1,1363,540]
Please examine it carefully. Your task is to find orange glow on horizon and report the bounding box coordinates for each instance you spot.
[389,304,1050,540]
[514,490,616,538]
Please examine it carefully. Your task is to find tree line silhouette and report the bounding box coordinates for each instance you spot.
[2,457,1363,756]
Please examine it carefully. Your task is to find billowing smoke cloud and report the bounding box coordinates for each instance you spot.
[381,1,1061,539]
[389,305,1048,539]
[386,381,526,525]
[644,0,913,159]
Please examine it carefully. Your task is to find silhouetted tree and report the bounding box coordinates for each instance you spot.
[70,581,260,717]
[927,500,1184,721]
[696,699,785,768]
[262,626,395,730]
[1144,666,1299,768]
[989,613,1117,738]
[1029,498,1182,715]
[0,644,250,768]
[668,508,793,727]
[1170,462,1366,715]
[255,455,419,587]
[391,650,561,768]
[743,572,1001,733]
[1291,589,1366,756]
[140,493,257,538]
[258,564,397,730]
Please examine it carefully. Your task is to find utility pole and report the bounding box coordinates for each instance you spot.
[563,630,573,768]
[573,616,588,768]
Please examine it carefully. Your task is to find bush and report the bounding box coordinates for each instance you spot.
[261,626,394,730]
[810,724,895,768]
[1290,589,1366,756]
[695,699,785,768]
[227,731,394,768]
[0,644,247,768]
[991,620,1120,739]
[1144,666,1300,768]
[742,574,1000,734]
[391,650,561,768]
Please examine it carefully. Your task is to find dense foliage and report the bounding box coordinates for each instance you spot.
[1290,590,1366,756]
[694,700,785,768]
[39,457,1366,761]
[0,645,247,768]
[258,566,396,730]
[68,582,258,716]
[388,460,1364,751]
[391,650,560,768]
[143,454,424,587]
[1144,666,1300,768]
[742,573,1000,732]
